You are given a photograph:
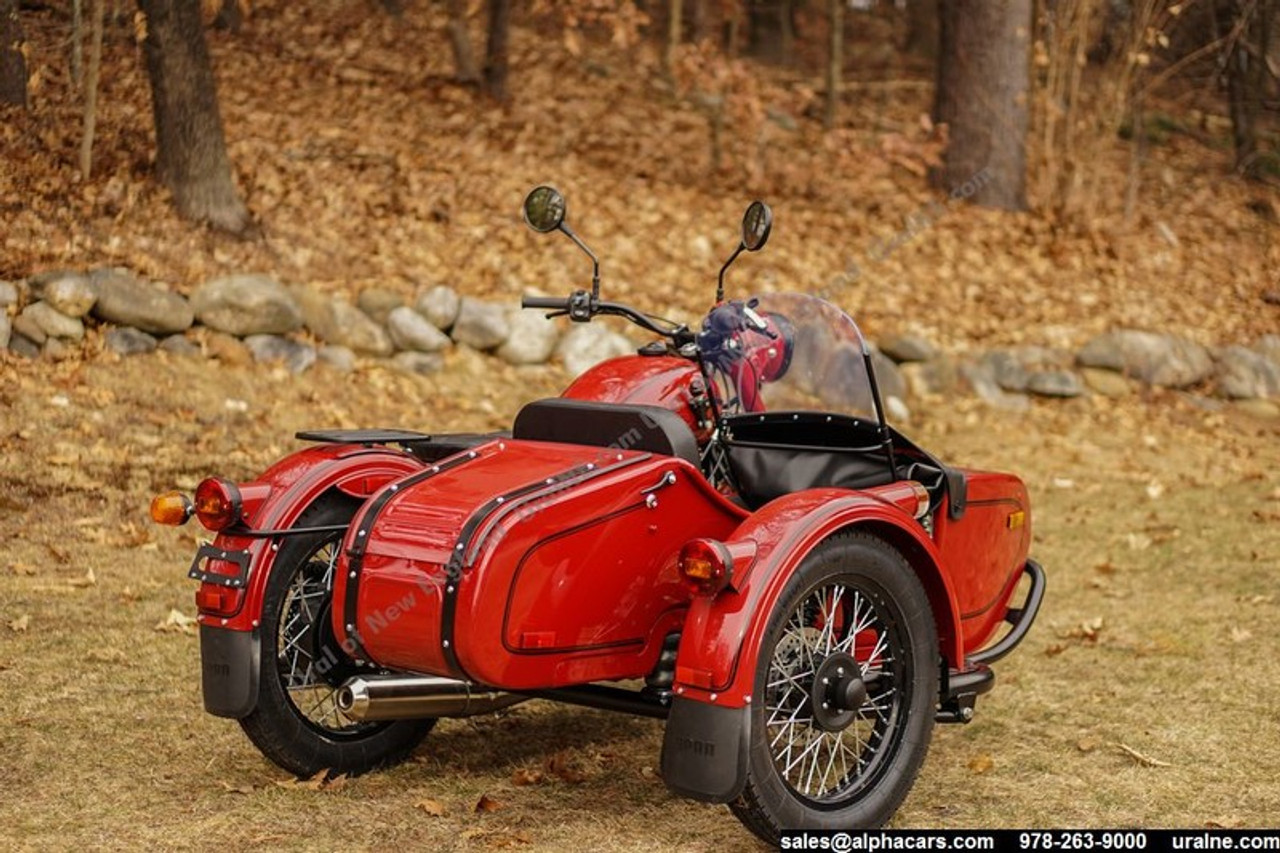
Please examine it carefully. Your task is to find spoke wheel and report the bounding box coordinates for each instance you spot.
[275,538,371,735]
[731,533,937,841]
[238,494,434,777]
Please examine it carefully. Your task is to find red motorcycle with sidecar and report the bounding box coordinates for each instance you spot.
[151,187,1045,841]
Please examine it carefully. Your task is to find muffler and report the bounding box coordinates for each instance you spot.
[336,675,526,721]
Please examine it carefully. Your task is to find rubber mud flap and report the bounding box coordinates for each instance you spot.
[199,625,260,718]
[660,696,751,803]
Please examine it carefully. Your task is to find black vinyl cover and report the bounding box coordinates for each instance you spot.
[722,411,966,514]
[513,398,701,468]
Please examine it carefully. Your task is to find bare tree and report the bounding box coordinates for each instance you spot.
[665,0,683,76]
[904,0,938,59]
[213,0,243,33]
[746,0,794,63]
[80,0,104,178]
[1216,0,1275,178]
[825,0,842,129]
[484,0,510,101]
[447,0,480,82]
[0,0,26,106]
[934,0,1033,210]
[137,0,250,233]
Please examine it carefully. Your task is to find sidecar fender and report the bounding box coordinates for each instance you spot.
[671,486,961,705]
[660,487,960,801]
[194,444,425,716]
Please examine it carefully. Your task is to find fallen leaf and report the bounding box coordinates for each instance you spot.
[1076,736,1103,753]
[9,563,36,576]
[488,831,533,848]
[70,567,96,588]
[1145,480,1165,499]
[155,608,196,634]
[1044,642,1067,657]
[968,754,993,774]
[1053,477,1075,489]
[511,767,543,786]
[8,614,30,632]
[1112,742,1171,767]
[1126,533,1152,551]
[275,769,330,790]
[219,781,256,794]
[474,793,504,813]
[1230,627,1252,643]
[545,751,590,783]
[415,798,447,817]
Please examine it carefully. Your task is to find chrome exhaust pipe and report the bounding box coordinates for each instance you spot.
[336,675,526,721]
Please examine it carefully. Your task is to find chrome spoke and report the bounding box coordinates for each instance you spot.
[275,532,372,735]
[764,576,906,804]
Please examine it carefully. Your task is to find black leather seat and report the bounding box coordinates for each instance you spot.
[512,398,700,468]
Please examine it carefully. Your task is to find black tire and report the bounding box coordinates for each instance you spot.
[238,493,434,776]
[730,532,938,842]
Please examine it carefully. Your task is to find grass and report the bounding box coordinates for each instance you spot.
[1,355,1278,849]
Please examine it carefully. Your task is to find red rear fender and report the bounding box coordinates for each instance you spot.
[194,444,426,633]
[672,487,962,709]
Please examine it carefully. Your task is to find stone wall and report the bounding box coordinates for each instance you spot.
[3,269,1277,419]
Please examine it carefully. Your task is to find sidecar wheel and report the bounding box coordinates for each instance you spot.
[730,532,938,842]
[239,494,434,777]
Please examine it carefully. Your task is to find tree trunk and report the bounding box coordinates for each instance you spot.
[137,0,250,233]
[80,0,104,178]
[446,0,480,82]
[747,0,791,63]
[72,0,83,87]
[935,0,1032,210]
[904,0,938,60]
[665,0,683,76]
[213,0,242,33]
[932,0,957,128]
[0,0,26,107]
[824,0,842,130]
[689,0,704,42]
[483,0,509,102]
[1219,0,1273,178]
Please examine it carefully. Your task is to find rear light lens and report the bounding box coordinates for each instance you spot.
[679,539,733,596]
[195,583,243,615]
[193,478,243,531]
[150,491,194,526]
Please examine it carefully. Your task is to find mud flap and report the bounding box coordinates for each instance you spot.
[199,625,260,718]
[660,696,751,803]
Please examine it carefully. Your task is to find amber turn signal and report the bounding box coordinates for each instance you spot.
[150,491,194,526]
[679,538,733,596]
[193,478,243,531]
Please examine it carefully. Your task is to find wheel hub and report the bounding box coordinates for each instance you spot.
[310,600,363,687]
[810,652,868,732]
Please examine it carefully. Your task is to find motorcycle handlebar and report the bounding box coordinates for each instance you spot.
[521,295,570,310]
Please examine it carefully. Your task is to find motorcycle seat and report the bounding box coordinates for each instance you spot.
[512,398,701,468]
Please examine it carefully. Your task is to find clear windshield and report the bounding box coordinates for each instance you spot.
[697,293,880,422]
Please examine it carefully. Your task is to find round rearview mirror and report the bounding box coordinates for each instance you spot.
[523,185,567,233]
[741,201,773,252]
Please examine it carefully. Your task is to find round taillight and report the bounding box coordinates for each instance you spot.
[150,491,194,526]
[679,539,733,596]
[193,478,243,531]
